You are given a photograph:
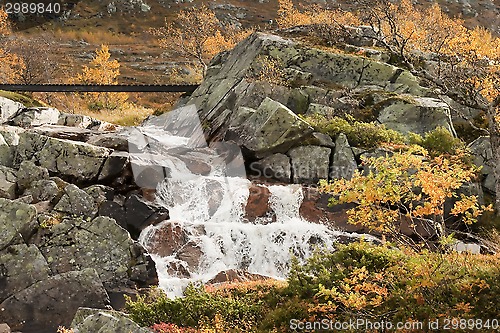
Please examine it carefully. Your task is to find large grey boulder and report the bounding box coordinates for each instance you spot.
[0,166,16,199]
[24,179,60,203]
[233,97,313,158]
[54,184,98,218]
[33,215,157,290]
[37,137,111,182]
[0,198,37,250]
[0,244,51,302]
[0,268,110,333]
[71,308,152,333]
[15,132,111,182]
[288,146,331,183]
[0,126,24,167]
[8,107,60,128]
[330,133,358,180]
[251,153,292,182]
[0,97,24,124]
[377,96,455,135]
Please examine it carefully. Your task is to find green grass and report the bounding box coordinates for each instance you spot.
[0,90,45,107]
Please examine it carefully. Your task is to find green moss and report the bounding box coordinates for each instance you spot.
[0,91,45,107]
[302,114,405,148]
[408,126,465,156]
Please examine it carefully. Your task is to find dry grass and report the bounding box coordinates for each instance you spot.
[53,28,143,45]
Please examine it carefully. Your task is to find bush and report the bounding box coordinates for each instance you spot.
[303,114,406,148]
[408,126,465,156]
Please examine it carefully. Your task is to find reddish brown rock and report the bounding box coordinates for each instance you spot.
[145,221,188,257]
[244,184,275,222]
[176,241,203,270]
[207,269,271,285]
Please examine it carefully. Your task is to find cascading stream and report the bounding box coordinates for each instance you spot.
[136,105,370,297]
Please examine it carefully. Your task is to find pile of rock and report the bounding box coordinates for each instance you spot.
[0,97,166,332]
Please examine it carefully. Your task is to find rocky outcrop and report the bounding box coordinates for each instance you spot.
[469,136,496,193]
[289,146,331,183]
[0,97,24,124]
[71,308,152,333]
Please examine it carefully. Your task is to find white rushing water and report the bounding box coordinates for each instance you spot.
[136,105,368,297]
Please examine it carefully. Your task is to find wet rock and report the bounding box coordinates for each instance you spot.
[0,198,37,250]
[251,153,291,182]
[377,96,455,135]
[9,107,60,128]
[145,221,189,257]
[124,194,169,238]
[54,184,98,218]
[24,179,60,203]
[16,161,49,192]
[207,269,271,284]
[0,268,110,333]
[0,244,50,302]
[34,216,157,290]
[71,307,152,333]
[235,97,313,158]
[289,146,331,183]
[0,97,24,124]
[177,241,203,270]
[0,323,10,333]
[244,184,274,222]
[98,151,131,184]
[330,134,358,180]
[0,166,17,200]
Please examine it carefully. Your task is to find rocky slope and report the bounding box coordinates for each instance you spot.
[0,28,496,332]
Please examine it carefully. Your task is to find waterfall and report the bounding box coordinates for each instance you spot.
[136,105,370,297]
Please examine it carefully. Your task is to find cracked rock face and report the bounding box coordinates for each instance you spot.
[33,215,156,290]
[0,198,37,250]
[0,268,110,333]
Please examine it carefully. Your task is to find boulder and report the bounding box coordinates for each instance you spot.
[250,153,291,182]
[0,323,10,333]
[307,132,335,148]
[306,103,338,117]
[33,124,93,141]
[0,198,37,250]
[84,184,114,207]
[144,221,189,257]
[124,194,170,238]
[0,126,23,168]
[71,308,152,333]
[233,97,313,158]
[288,146,331,183]
[54,184,98,218]
[330,134,358,180]
[377,96,455,135]
[16,160,49,192]
[469,136,496,192]
[37,137,110,182]
[207,269,271,284]
[176,241,203,271]
[87,132,130,151]
[0,244,50,302]
[98,151,131,184]
[244,184,275,222]
[9,107,60,128]
[58,113,95,128]
[0,166,17,200]
[33,216,157,290]
[0,97,24,124]
[0,269,110,333]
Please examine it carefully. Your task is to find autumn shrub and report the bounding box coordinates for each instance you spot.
[303,114,405,148]
[266,241,500,328]
[125,282,280,332]
[407,126,465,156]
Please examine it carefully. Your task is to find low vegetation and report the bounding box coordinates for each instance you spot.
[126,242,500,332]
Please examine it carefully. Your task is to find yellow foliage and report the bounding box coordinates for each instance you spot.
[0,8,25,83]
[154,5,249,77]
[74,45,128,111]
[276,0,359,29]
[320,148,490,242]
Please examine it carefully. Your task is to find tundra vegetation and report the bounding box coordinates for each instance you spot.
[1,0,500,330]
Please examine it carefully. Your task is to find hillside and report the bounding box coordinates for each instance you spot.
[6,0,500,86]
